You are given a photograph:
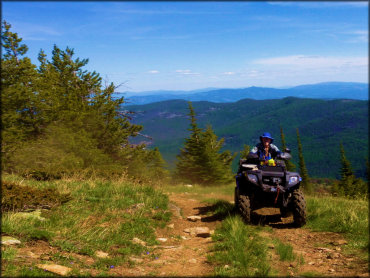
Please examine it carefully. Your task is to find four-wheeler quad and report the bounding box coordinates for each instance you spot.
[235,149,307,227]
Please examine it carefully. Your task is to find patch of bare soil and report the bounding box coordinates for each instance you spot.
[253,207,369,277]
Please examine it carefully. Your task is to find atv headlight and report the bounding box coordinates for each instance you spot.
[247,174,258,184]
[288,176,300,185]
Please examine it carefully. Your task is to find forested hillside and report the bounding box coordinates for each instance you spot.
[125,98,368,178]
[121,82,368,105]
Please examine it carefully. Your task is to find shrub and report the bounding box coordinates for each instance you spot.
[8,124,120,179]
[1,180,71,212]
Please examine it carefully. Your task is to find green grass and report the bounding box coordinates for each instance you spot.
[1,174,170,275]
[273,239,296,261]
[208,215,270,276]
[161,182,234,199]
[306,195,368,254]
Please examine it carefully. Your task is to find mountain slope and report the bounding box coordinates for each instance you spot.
[125,97,368,178]
[121,82,368,105]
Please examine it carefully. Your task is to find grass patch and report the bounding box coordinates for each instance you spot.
[306,195,368,254]
[2,264,56,277]
[161,182,234,198]
[273,239,296,261]
[208,215,270,276]
[1,174,170,274]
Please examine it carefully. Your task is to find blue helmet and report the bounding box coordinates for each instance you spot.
[260,132,274,143]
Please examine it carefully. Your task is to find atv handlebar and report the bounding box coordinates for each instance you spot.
[246,151,292,161]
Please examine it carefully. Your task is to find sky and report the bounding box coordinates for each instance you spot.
[2,1,368,93]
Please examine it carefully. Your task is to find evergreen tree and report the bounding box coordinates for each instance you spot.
[339,142,353,181]
[280,126,296,171]
[197,125,235,184]
[338,142,367,197]
[296,128,312,194]
[175,102,204,181]
[33,42,142,155]
[176,102,235,185]
[1,21,40,165]
[1,22,154,179]
[240,144,250,159]
[147,147,170,181]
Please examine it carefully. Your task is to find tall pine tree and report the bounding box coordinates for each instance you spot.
[175,102,235,185]
[1,21,165,180]
[296,128,312,194]
[1,21,41,166]
[175,102,204,181]
[280,126,296,171]
[338,142,367,197]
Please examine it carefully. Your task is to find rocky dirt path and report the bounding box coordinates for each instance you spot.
[5,192,369,277]
[255,207,369,277]
[110,192,220,276]
[113,192,369,277]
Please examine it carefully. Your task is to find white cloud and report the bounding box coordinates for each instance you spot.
[343,30,369,43]
[175,69,200,75]
[222,71,236,75]
[254,55,368,68]
[9,21,62,41]
[148,70,159,74]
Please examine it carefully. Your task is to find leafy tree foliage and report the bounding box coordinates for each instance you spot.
[175,102,235,185]
[1,21,166,181]
[296,128,312,194]
[280,126,296,171]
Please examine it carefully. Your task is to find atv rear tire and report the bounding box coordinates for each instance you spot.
[239,194,251,223]
[291,189,307,227]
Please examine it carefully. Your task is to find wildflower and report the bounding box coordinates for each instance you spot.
[110,265,114,269]
[146,251,150,255]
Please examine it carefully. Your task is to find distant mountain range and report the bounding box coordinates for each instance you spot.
[118,82,368,105]
[124,97,368,179]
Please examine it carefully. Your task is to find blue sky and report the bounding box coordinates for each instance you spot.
[3,1,368,93]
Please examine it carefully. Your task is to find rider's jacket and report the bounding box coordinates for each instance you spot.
[251,143,281,161]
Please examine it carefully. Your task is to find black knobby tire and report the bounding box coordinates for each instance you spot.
[291,189,307,227]
[239,194,251,223]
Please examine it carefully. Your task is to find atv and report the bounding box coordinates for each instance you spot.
[235,149,307,227]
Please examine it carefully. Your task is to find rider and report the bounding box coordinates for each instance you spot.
[251,132,281,166]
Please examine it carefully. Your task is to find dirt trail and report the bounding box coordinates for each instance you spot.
[113,192,369,276]
[8,192,369,277]
[110,192,220,276]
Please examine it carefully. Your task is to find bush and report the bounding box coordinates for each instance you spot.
[1,180,71,212]
[8,124,121,179]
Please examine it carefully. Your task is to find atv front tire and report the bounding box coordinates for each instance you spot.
[239,194,251,223]
[291,189,307,227]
